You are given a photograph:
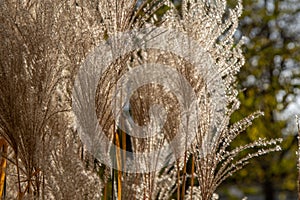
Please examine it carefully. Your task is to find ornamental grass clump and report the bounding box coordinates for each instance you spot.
[0,0,282,199]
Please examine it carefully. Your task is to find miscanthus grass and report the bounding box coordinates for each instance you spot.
[0,0,282,199]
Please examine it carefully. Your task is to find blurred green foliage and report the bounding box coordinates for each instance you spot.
[228,0,300,199]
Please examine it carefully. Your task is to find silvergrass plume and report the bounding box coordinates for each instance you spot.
[0,0,282,199]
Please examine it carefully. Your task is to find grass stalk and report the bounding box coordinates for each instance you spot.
[115,133,122,200]
[0,138,7,198]
[181,152,188,199]
[190,154,195,200]
[176,161,180,200]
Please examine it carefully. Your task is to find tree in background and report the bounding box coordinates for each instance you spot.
[230,0,300,199]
